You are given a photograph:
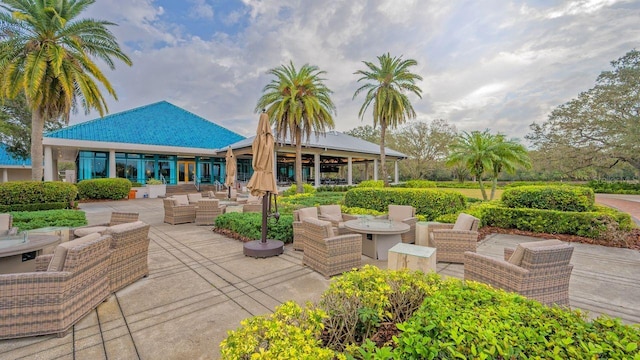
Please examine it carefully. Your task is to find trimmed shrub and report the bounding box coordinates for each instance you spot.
[501,185,595,212]
[0,181,77,211]
[11,209,87,230]
[77,178,132,200]
[357,180,384,188]
[315,185,356,192]
[281,183,316,197]
[403,180,437,188]
[587,180,640,195]
[344,188,466,221]
[214,212,293,243]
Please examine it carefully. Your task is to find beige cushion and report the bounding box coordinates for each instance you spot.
[453,213,476,230]
[47,232,102,271]
[319,205,342,222]
[298,207,318,221]
[0,214,10,234]
[388,205,414,221]
[248,195,262,204]
[173,195,189,206]
[105,220,146,235]
[507,239,565,266]
[187,193,203,203]
[74,226,108,238]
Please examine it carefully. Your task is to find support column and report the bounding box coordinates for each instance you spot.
[373,159,378,181]
[347,156,353,186]
[109,150,116,178]
[273,151,277,179]
[394,160,399,184]
[314,153,320,187]
[44,146,53,181]
[2,169,7,183]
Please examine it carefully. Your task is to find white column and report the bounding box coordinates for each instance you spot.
[394,160,399,184]
[2,169,7,183]
[373,159,378,181]
[109,150,116,178]
[347,156,353,186]
[44,146,53,181]
[314,153,320,187]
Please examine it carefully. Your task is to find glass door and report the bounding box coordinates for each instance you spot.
[177,161,196,183]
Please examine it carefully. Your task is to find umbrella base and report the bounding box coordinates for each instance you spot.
[243,239,284,258]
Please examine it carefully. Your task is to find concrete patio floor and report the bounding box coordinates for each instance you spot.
[1,198,639,359]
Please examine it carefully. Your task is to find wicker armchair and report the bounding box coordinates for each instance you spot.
[429,213,479,263]
[187,193,203,204]
[163,198,196,224]
[0,213,18,236]
[0,233,111,339]
[292,207,319,251]
[302,218,362,278]
[379,205,418,244]
[195,199,226,225]
[464,239,574,307]
[214,188,237,201]
[103,221,151,292]
[73,211,139,237]
[318,205,358,235]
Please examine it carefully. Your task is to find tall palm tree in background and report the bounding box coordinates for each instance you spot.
[489,134,531,199]
[0,0,132,180]
[256,61,336,193]
[446,130,497,200]
[353,53,422,186]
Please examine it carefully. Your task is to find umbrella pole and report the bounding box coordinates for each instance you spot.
[261,191,269,244]
[243,190,283,258]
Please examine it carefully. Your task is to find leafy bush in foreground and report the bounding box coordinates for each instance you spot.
[501,185,595,212]
[0,181,77,211]
[214,212,293,243]
[11,209,87,230]
[77,178,131,200]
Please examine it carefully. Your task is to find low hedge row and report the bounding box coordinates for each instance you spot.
[77,178,132,200]
[214,212,293,243]
[220,268,640,359]
[0,181,77,211]
[357,180,384,188]
[344,188,466,221]
[501,185,595,212]
[401,179,437,188]
[11,209,87,230]
[588,180,640,195]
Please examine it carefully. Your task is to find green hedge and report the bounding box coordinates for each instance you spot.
[501,185,595,212]
[357,180,384,188]
[77,178,132,200]
[403,179,437,188]
[588,180,640,195]
[11,209,87,230]
[280,183,317,196]
[214,212,293,243]
[0,181,77,211]
[458,202,633,239]
[344,188,466,221]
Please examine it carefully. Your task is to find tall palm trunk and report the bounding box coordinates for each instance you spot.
[31,110,45,181]
[295,130,303,193]
[380,120,388,187]
[490,177,498,200]
[478,177,488,200]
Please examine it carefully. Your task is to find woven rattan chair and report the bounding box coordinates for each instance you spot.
[73,212,139,237]
[302,218,361,278]
[381,205,418,244]
[163,198,196,224]
[318,205,358,235]
[292,207,319,251]
[464,239,574,307]
[0,233,111,339]
[195,199,226,225]
[103,221,151,292]
[429,213,479,263]
[187,193,203,204]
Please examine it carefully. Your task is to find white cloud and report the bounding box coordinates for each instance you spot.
[188,0,214,20]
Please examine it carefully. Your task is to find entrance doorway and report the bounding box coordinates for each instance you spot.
[177,161,195,183]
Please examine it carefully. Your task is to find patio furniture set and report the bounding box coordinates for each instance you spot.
[163,192,263,225]
[0,212,151,340]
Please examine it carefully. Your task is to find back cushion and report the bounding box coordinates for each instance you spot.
[47,232,102,271]
[507,239,564,266]
[388,205,413,221]
[298,207,318,221]
[319,205,342,222]
[187,193,202,203]
[248,195,262,203]
[453,213,476,231]
[173,194,189,206]
[304,218,334,238]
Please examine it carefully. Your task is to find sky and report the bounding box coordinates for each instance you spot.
[73,0,640,142]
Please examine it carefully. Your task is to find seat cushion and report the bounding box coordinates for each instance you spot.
[298,207,318,221]
[453,213,476,230]
[388,205,413,221]
[74,226,109,238]
[507,239,565,266]
[47,232,102,271]
[173,194,189,206]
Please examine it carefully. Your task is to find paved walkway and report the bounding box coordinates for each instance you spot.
[1,198,639,359]
[596,194,640,225]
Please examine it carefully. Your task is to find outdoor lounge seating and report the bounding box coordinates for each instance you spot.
[0,233,111,339]
[213,189,237,201]
[195,199,226,225]
[241,195,263,213]
[187,193,203,204]
[464,239,574,307]
[318,204,358,235]
[0,213,18,236]
[292,207,320,251]
[429,213,479,263]
[163,197,196,224]
[301,218,362,278]
[380,205,418,244]
[103,221,151,292]
[73,211,139,237]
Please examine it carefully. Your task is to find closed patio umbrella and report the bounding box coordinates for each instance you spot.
[224,147,236,198]
[243,110,283,258]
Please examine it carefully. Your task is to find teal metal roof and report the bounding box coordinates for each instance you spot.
[0,145,31,166]
[46,101,244,149]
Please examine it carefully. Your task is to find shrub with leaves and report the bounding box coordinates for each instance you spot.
[357,180,384,188]
[11,209,87,230]
[214,212,293,243]
[281,183,316,197]
[0,181,78,211]
[501,185,595,212]
[77,178,132,200]
[403,180,437,188]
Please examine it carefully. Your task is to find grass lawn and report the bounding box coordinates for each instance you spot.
[438,187,503,200]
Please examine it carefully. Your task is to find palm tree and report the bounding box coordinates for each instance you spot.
[353,53,422,186]
[256,61,336,193]
[488,135,531,199]
[0,0,132,180]
[446,130,497,200]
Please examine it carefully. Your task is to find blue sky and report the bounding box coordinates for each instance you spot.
[74,0,640,142]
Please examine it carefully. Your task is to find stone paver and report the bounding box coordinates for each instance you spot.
[0,198,638,359]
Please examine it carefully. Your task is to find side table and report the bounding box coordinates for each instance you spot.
[387,243,436,273]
